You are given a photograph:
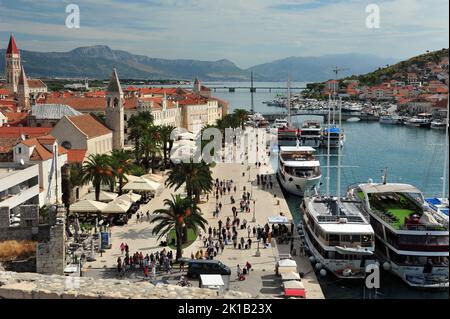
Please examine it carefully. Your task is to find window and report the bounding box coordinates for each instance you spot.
[62,141,72,150]
[17,147,22,154]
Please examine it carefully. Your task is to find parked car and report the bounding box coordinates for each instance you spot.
[186,260,231,278]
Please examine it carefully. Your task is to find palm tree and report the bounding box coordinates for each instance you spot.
[152,195,207,260]
[138,126,161,172]
[128,111,155,163]
[166,162,213,203]
[158,125,176,167]
[81,154,114,201]
[233,108,250,129]
[110,149,133,195]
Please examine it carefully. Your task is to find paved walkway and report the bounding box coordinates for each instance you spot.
[84,147,324,298]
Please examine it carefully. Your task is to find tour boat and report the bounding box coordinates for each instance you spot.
[278,145,321,197]
[274,118,289,129]
[300,196,377,279]
[431,120,447,130]
[405,114,432,128]
[299,120,322,148]
[347,182,449,288]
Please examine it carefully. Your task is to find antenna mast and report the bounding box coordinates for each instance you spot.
[326,93,332,197]
[250,71,255,114]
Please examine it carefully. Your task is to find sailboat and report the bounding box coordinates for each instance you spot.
[425,100,449,226]
[300,95,376,279]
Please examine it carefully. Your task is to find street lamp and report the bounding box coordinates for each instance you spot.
[252,200,256,223]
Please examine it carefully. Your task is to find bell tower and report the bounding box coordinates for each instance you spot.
[17,66,30,111]
[5,34,21,93]
[105,68,124,150]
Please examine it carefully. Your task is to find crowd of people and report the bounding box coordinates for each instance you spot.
[116,242,179,279]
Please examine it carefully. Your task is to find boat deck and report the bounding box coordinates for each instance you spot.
[310,197,368,224]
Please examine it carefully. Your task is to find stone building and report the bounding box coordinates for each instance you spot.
[105,69,125,150]
[5,34,21,94]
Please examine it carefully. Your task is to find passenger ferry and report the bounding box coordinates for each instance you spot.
[274,118,289,129]
[379,115,402,125]
[347,182,449,288]
[299,120,322,148]
[405,113,432,128]
[321,126,345,148]
[278,145,321,197]
[300,196,376,279]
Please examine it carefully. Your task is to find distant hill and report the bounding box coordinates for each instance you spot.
[0,45,397,82]
[0,45,248,81]
[343,48,449,86]
[246,54,398,82]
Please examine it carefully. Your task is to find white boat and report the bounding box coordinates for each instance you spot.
[347,182,449,288]
[299,120,322,148]
[301,196,377,279]
[278,145,321,197]
[431,120,447,130]
[379,115,402,125]
[405,114,432,128]
[425,197,449,227]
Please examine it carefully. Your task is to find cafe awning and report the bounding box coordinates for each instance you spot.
[69,200,107,213]
[102,199,132,214]
[123,177,162,194]
[268,215,290,224]
[83,190,118,202]
[115,192,142,203]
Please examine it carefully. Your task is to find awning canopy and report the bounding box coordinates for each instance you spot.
[116,192,142,203]
[278,259,297,268]
[200,274,225,286]
[268,215,290,225]
[123,177,162,193]
[283,280,305,290]
[69,200,107,213]
[83,190,118,202]
[142,173,165,183]
[359,183,422,194]
[102,199,131,214]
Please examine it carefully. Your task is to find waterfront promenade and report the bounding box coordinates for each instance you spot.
[85,154,324,298]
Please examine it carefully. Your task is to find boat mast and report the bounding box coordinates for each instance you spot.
[287,76,291,127]
[326,93,332,197]
[337,96,342,202]
[250,71,255,115]
[443,98,449,199]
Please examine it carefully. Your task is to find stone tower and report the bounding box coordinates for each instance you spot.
[105,68,124,150]
[5,34,21,93]
[17,66,30,111]
[193,77,201,94]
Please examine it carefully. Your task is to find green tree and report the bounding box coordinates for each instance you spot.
[81,154,114,201]
[152,195,207,259]
[128,111,155,163]
[138,125,161,172]
[233,108,250,129]
[166,162,213,203]
[158,125,176,167]
[110,149,133,195]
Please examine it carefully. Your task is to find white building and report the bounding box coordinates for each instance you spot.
[13,135,68,206]
[0,162,40,218]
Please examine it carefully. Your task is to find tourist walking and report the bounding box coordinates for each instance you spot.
[236,264,242,279]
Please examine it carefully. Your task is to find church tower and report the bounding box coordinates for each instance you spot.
[17,66,30,111]
[5,34,21,93]
[105,68,124,150]
[193,77,201,94]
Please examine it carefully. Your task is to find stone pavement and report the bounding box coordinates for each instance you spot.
[84,151,324,298]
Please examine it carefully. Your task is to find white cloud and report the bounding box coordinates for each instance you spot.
[0,0,448,67]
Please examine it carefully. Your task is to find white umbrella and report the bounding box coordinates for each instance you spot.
[268,215,290,224]
[124,174,140,182]
[102,199,131,214]
[123,177,162,194]
[83,190,118,202]
[69,200,107,213]
[116,192,142,203]
[142,173,164,183]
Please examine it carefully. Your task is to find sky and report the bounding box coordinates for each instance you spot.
[0,0,448,68]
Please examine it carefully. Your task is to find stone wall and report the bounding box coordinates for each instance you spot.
[0,271,252,299]
[36,206,66,275]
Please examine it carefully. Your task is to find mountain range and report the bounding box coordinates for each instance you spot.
[0,45,398,82]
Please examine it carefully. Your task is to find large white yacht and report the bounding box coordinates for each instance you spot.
[347,182,449,288]
[299,120,322,148]
[301,196,376,279]
[278,145,321,197]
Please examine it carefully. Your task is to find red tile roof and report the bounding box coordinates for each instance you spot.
[6,35,19,54]
[0,136,20,154]
[5,112,28,126]
[67,149,87,164]
[0,126,52,138]
[27,79,47,89]
[45,96,105,111]
[66,114,111,138]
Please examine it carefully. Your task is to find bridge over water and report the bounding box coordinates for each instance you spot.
[211,86,307,92]
[262,111,379,122]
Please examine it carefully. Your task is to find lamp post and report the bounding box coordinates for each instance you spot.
[252,200,256,223]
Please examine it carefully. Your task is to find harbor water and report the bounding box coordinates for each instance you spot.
[208,81,449,299]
